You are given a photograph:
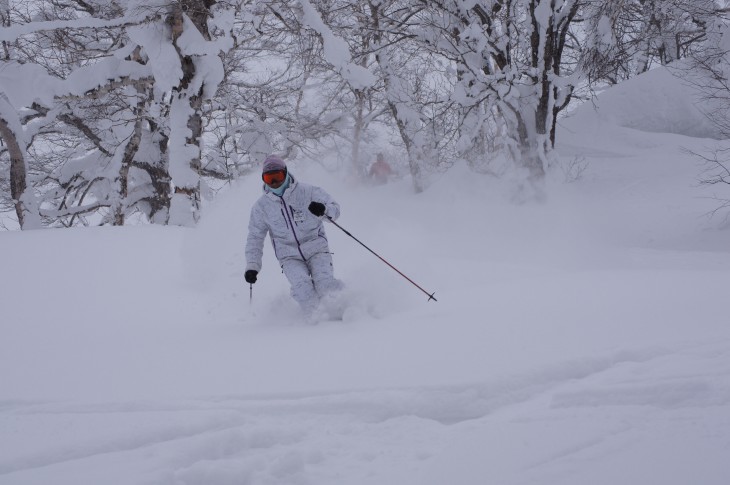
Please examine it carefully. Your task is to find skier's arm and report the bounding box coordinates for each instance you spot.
[245,205,269,272]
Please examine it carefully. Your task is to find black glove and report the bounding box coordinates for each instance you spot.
[308,201,326,217]
[244,270,258,284]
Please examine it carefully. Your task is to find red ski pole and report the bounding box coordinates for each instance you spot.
[327,216,437,302]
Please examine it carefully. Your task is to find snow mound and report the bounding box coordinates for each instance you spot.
[565,64,725,140]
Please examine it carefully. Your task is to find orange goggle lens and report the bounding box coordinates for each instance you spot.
[262,169,286,185]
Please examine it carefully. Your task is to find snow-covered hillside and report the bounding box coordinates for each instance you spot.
[1,66,729,485]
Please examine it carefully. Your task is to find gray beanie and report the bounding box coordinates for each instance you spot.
[262,155,286,172]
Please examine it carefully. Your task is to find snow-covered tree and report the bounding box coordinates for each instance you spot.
[580,0,720,85]
[369,0,453,192]
[205,0,348,178]
[681,5,730,218]
[164,0,230,226]
[406,0,583,189]
[0,0,235,228]
[5,0,729,230]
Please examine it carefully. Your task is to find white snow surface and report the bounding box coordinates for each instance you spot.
[569,63,725,140]
[2,68,730,484]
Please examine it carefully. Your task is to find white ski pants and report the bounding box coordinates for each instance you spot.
[281,252,343,313]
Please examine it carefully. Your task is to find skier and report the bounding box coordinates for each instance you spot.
[244,155,343,317]
[368,152,393,185]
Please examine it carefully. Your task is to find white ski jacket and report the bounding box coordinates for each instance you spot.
[245,176,340,272]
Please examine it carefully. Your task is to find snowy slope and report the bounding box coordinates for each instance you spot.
[566,62,725,140]
[1,68,730,485]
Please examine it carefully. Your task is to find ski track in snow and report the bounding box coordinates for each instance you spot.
[2,342,729,484]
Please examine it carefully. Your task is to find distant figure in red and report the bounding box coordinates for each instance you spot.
[368,153,393,185]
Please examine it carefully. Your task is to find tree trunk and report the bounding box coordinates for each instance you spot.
[167,0,213,226]
[388,101,424,193]
[113,118,142,226]
[0,116,35,228]
[370,1,424,193]
[351,90,365,176]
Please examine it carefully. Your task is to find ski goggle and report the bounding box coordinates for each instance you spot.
[262,169,287,185]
